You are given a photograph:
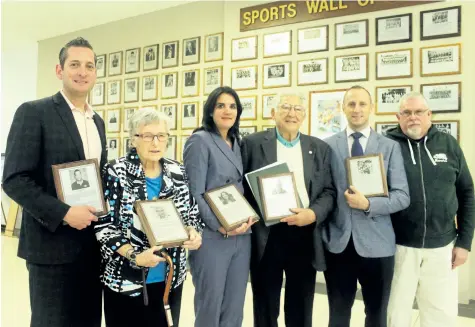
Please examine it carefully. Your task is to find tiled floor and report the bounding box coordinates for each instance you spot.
[2,236,474,327]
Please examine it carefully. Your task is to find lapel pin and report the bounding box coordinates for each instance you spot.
[309,151,313,154]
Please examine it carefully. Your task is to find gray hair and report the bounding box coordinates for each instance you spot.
[271,93,308,111]
[399,91,429,111]
[128,108,171,138]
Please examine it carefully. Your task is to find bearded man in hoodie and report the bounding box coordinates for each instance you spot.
[386,91,474,327]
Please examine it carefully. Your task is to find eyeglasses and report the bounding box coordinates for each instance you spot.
[280,104,305,115]
[134,133,169,142]
[399,109,429,118]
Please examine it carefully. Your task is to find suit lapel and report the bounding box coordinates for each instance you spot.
[260,129,277,165]
[300,135,314,191]
[209,132,242,174]
[365,130,379,154]
[336,131,350,160]
[53,92,85,160]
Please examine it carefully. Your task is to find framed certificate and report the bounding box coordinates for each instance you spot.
[257,172,300,223]
[183,36,200,65]
[376,49,413,80]
[124,77,139,103]
[335,19,368,50]
[52,159,107,216]
[263,31,292,58]
[376,85,412,115]
[96,54,106,78]
[421,82,461,113]
[297,25,328,54]
[162,72,178,99]
[134,199,189,248]
[231,35,257,61]
[142,75,158,101]
[125,48,140,74]
[204,66,223,95]
[204,184,258,232]
[231,65,257,91]
[263,62,291,89]
[420,43,461,77]
[162,41,179,68]
[182,69,200,97]
[346,153,388,197]
[335,53,368,83]
[90,82,105,106]
[297,58,328,86]
[376,13,412,45]
[420,6,461,41]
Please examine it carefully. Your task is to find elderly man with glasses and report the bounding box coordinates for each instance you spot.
[386,91,474,327]
[241,93,336,327]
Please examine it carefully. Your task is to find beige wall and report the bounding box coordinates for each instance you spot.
[37,0,475,302]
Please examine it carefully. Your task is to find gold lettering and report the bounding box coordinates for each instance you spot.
[270,6,279,21]
[251,10,260,24]
[306,0,319,14]
[287,3,297,17]
[330,0,338,11]
[260,8,270,23]
[339,0,348,9]
[320,0,329,12]
[358,0,374,6]
[243,11,252,26]
[279,4,287,18]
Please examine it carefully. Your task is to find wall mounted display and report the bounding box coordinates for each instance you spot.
[90,82,105,106]
[335,53,368,83]
[263,62,291,89]
[376,49,412,80]
[165,135,177,160]
[376,85,412,115]
[162,41,179,68]
[107,137,120,161]
[297,58,328,86]
[106,108,121,133]
[205,32,224,62]
[108,51,122,76]
[421,43,461,77]
[142,75,158,101]
[376,13,412,45]
[183,36,200,65]
[231,35,257,61]
[432,120,460,142]
[123,107,137,132]
[263,31,292,58]
[125,48,140,74]
[107,80,121,105]
[143,44,159,71]
[297,25,328,54]
[231,66,257,90]
[182,69,200,97]
[335,19,368,49]
[375,122,398,136]
[123,137,132,155]
[161,103,177,130]
[96,54,106,78]
[94,109,104,121]
[181,102,199,129]
[239,126,257,139]
[204,66,223,95]
[240,95,257,120]
[421,82,461,113]
[161,72,178,99]
[310,89,347,139]
[421,6,461,40]
[262,94,277,119]
[124,77,139,103]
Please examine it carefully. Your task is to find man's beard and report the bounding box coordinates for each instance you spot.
[406,126,422,139]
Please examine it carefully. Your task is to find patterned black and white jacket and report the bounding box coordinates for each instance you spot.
[94,149,204,297]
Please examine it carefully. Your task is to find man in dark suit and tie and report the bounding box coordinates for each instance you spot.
[322,85,410,327]
[2,37,106,327]
[70,169,90,190]
[241,93,336,327]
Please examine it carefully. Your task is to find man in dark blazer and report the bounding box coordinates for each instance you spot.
[2,37,106,327]
[241,93,336,327]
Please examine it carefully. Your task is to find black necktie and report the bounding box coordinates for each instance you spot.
[351,132,364,157]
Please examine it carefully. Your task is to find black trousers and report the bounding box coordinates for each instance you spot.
[324,238,395,327]
[104,282,183,327]
[27,247,102,327]
[251,226,316,327]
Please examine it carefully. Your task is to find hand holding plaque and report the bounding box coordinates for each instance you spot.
[346,153,388,197]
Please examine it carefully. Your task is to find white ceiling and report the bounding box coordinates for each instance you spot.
[1,0,198,51]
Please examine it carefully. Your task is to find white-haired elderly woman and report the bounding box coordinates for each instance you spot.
[95,108,204,327]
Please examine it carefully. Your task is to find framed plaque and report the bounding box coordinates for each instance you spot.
[263,62,291,89]
[108,51,122,76]
[204,184,258,232]
[90,82,105,106]
[376,49,412,80]
[205,32,224,62]
[123,107,137,132]
[182,69,200,97]
[96,54,106,78]
[204,66,223,95]
[160,103,177,130]
[143,44,159,71]
[335,19,368,50]
[162,72,178,99]
[420,43,461,77]
[257,172,300,223]
[309,89,347,139]
[125,48,140,74]
[421,82,461,113]
[297,25,328,54]
[262,94,277,119]
[297,58,328,86]
[183,36,200,65]
[240,95,257,120]
[134,199,189,248]
[107,137,120,161]
[52,159,107,216]
[181,102,199,130]
[376,85,412,115]
[421,6,461,40]
[346,153,388,197]
[231,65,257,91]
[376,13,412,45]
[263,31,292,58]
[124,77,139,103]
[142,75,158,101]
[335,53,368,83]
[107,80,121,105]
[162,41,179,68]
[432,120,460,142]
[231,35,257,62]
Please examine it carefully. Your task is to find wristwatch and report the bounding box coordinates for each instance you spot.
[126,248,140,269]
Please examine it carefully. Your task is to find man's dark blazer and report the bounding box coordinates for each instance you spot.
[241,128,336,271]
[71,180,90,190]
[2,92,107,264]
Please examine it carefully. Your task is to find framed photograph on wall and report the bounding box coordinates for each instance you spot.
[262,94,277,119]
[107,137,120,161]
[161,72,178,99]
[143,44,159,71]
[124,78,139,103]
[205,32,223,62]
[165,135,177,160]
[180,135,190,162]
[432,120,460,142]
[204,66,223,95]
[123,107,137,132]
[335,19,368,50]
[107,80,121,105]
[297,58,328,86]
[231,66,257,91]
[183,36,200,65]
[239,126,257,139]
[162,41,179,68]
[90,82,105,106]
[309,89,347,139]
[376,13,412,45]
[263,31,292,58]
[160,103,177,130]
[421,6,461,40]
[263,62,291,89]
[297,25,328,54]
[421,43,461,77]
[181,102,199,129]
[375,121,398,136]
[376,49,412,80]
[123,137,132,155]
[335,53,368,83]
[125,48,140,74]
[106,108,121,133]
[108,51,122,76]
[231,36,257,61]
[376,85,412,115]
[421,82,461,113]
[240,95,257,120]
[142,75,158,101]
[96,54,106,78]
[182,69,199,97]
